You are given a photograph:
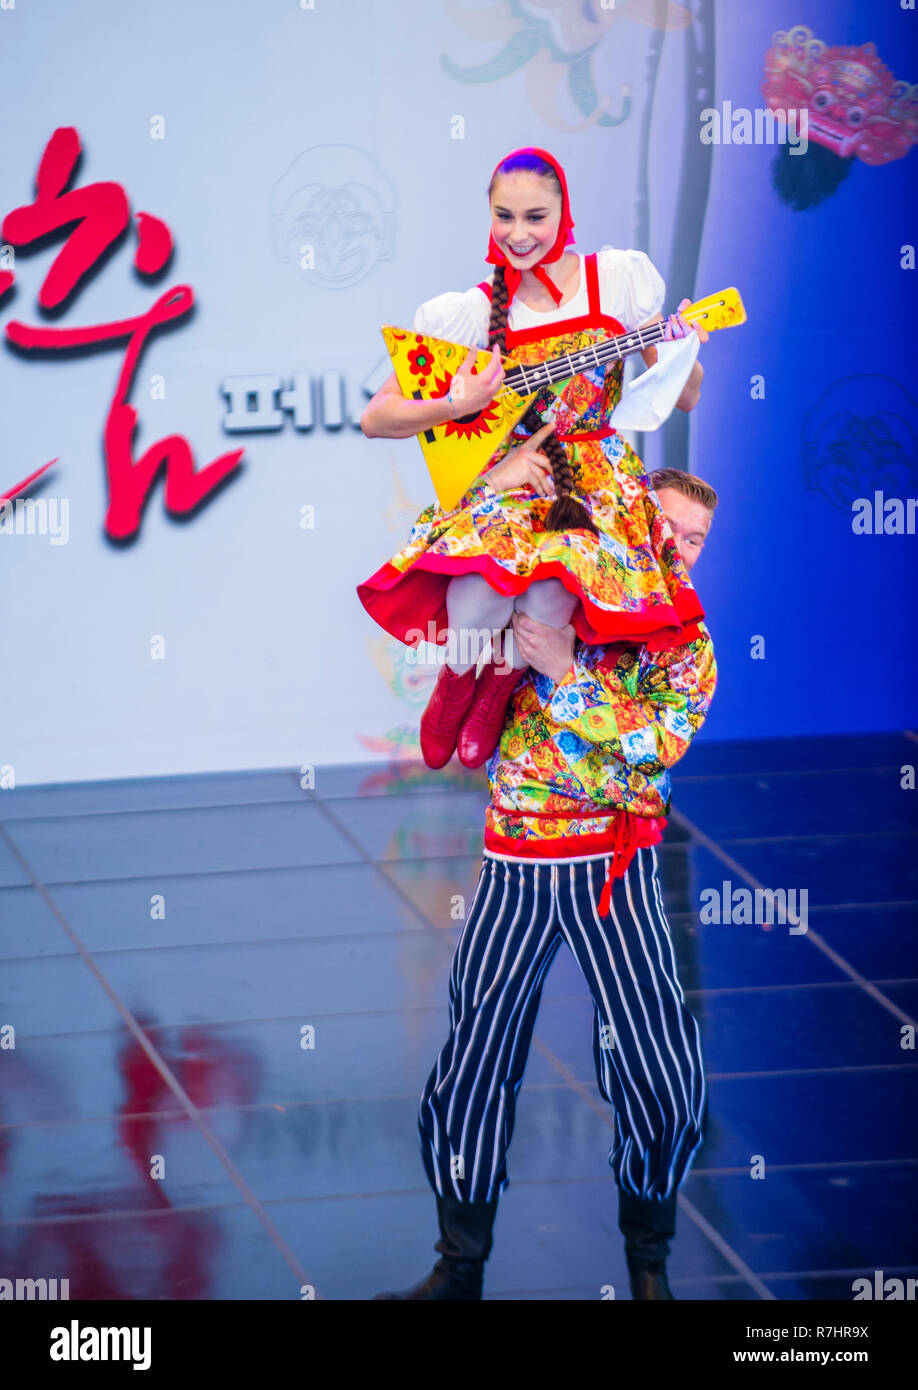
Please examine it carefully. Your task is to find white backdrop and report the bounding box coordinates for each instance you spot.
[0,0,716,784]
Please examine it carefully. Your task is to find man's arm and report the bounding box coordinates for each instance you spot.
[537,633,717,778]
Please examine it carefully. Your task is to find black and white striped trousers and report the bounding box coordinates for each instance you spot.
[418,847,706,1204]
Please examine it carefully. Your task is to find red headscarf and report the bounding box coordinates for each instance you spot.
[485,146,576,308]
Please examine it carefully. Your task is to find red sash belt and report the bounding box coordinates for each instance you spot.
[512,424,617,443]
[484,808,666,918]
[554,425,618,442]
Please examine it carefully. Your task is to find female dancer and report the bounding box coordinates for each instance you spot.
[357,147,707,770]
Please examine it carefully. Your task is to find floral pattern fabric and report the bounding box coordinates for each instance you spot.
[484,625,717,854]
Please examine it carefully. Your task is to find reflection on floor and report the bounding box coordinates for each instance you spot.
[0,732,915,1300]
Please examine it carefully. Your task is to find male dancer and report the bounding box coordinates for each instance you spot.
[375,471,718,1302]
[647,468,717,575]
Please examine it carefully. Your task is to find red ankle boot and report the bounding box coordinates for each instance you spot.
[457,660,523,769]
[419,663,478,769]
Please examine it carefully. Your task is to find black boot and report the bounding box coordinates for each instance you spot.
[373,1194,498,1300]
[618,1188,677,1300]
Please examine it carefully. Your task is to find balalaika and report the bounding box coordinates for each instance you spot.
[381,288,746,511]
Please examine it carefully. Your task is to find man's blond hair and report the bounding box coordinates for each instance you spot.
[648,468,718,512]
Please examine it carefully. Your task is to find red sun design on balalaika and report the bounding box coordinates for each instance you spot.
[438,374,503,442]
[404,336,503,443]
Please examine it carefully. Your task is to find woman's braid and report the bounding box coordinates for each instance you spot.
[486,262,598,538]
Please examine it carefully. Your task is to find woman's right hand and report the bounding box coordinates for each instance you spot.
[481,421,557,497]
[445,344,504,418]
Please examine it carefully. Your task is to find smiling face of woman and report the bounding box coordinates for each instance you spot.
[489,171,563,268]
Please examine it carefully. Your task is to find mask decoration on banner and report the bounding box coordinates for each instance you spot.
[801,374,918,515]
[0,126,245,540]
[269,144,396,288]
[763,25,918,209]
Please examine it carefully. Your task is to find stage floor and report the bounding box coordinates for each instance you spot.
[1,732,916,1300]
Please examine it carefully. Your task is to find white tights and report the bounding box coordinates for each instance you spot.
[444,572,578,673]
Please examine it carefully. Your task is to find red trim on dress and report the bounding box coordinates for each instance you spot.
[356,552,704,650]
[477,254,626,347]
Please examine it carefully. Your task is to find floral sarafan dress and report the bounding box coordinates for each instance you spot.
[357,251,704,654]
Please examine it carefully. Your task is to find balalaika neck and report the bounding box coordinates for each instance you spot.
[501,318,673,396]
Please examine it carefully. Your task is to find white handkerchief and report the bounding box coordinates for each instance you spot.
[607,333,700,432]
